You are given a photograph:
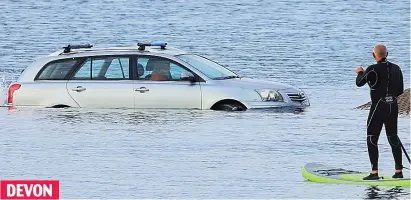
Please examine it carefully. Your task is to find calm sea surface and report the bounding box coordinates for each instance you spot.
[0,0,410,199]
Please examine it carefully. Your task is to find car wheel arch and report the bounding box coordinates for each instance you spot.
[210,99,247,111]
[49,104,71,108]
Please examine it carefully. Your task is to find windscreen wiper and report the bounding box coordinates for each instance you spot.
[213,75,240,80]
[223,75,240,79]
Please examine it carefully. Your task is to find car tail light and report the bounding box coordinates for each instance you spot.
[7,83,21,104]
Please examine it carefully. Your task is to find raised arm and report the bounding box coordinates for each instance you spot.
[356,66,376,88]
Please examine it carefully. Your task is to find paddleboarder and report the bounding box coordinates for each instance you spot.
[355,44,404,180]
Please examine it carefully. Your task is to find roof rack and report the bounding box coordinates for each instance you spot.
[63,44,93,53]
[137,42,167,51]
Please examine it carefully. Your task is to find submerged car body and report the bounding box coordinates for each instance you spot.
[6,42,310,111]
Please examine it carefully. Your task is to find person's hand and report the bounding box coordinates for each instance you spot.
[355,66,364,73]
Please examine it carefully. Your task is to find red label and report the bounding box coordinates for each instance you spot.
[0,180,59,199]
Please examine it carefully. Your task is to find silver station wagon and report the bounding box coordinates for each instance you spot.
[6,42,310,111]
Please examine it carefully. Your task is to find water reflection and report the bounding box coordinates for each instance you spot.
[364,186,410,199]
[5,106,305,125]
[38,108,210,126]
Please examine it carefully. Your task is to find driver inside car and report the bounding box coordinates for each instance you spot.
[150,60,171,81]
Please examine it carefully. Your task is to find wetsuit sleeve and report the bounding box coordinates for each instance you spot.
[398,68,404,96]
[356,66,376,87]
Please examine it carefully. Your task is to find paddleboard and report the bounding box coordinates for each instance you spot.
[302,163,410,188]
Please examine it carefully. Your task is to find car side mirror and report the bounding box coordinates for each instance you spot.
[181,71,196,82]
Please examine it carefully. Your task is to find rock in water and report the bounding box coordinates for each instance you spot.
[356,88,410,115]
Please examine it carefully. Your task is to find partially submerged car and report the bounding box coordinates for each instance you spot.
[6,42,310,111]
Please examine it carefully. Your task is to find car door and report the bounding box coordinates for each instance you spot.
[66,56,135,109]
[133,56,202,109]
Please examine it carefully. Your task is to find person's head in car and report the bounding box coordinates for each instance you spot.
[151,60,170,81]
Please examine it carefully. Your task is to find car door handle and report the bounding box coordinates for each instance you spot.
[135,87,149,93]
[72,86,86,92]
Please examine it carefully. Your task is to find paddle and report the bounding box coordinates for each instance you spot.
[399,137,411,164]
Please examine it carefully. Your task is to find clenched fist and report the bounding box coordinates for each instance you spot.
[355,66,364,73]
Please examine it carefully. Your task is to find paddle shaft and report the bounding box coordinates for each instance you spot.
[399,137,411,164]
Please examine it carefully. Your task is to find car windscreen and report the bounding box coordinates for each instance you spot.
[175,54,239,80]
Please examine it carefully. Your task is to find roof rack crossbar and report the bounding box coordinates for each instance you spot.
[63,44,93,53]
[137,42,167,51]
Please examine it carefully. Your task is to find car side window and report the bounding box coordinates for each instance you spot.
[72,56,130,80]
[136,57,192,81]
[36,58,79,80]
[169,63,186,80]
[106,58,129,79]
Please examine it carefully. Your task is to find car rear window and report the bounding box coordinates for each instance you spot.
[36,59,79,80]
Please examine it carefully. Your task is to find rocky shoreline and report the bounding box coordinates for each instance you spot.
[356,88,410,115]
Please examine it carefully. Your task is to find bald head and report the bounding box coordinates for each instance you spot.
[373,44,388,59]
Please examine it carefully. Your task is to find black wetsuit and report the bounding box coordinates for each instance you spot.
[356,58,404,171]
